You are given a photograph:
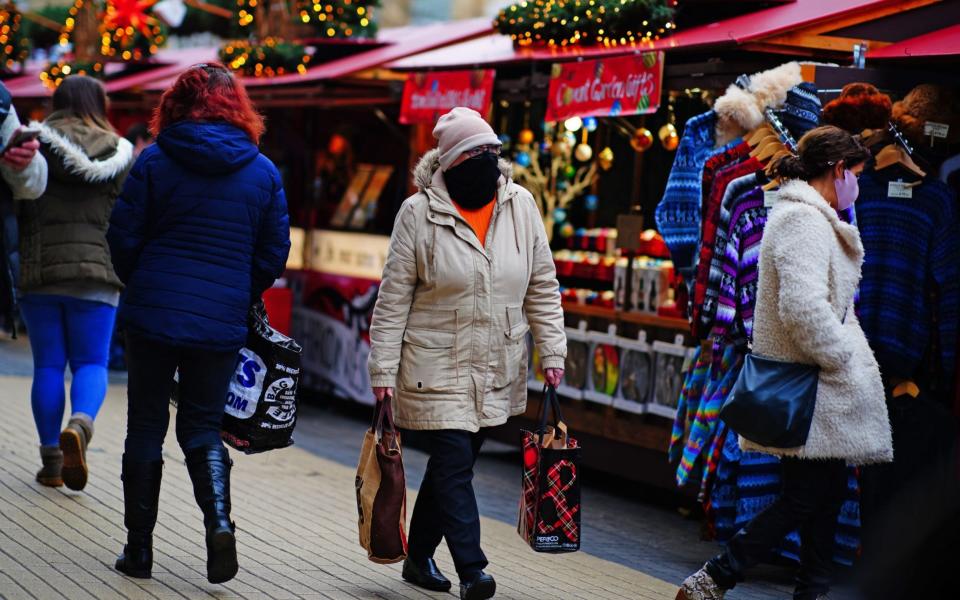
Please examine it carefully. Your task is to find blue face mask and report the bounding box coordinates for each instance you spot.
[443,153,500,209]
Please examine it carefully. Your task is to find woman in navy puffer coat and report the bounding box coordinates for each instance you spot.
[107,63,289,586]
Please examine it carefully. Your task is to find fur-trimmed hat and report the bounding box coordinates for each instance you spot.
[822,83,892,134]
[892,84,960,145]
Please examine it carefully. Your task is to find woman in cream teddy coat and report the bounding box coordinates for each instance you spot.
[679,127,892,600]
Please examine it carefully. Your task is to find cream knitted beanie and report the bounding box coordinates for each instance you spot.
[432,107,501,171]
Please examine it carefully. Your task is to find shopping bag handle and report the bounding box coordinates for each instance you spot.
[372,392,398,438]
[537,384,566,434]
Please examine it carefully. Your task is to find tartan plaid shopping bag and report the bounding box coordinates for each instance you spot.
[518,385,582,553]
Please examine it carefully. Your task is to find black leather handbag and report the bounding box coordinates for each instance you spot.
[720,353,819,448]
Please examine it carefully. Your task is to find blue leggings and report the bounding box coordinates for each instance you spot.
[20,295,117,447]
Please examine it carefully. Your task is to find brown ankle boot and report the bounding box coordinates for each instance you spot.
[60,413,93,491]
[36,445,63,487]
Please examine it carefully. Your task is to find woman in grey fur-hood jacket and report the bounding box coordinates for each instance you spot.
[678,126,892,600]
[18,76,133,494]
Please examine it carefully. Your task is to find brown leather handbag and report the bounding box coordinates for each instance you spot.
[355,395,408,564]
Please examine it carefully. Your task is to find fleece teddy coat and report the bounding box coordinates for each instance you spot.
[368,149,567,432]
[743,179,893,464]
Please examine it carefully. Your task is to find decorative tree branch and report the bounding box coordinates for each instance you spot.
[514,139,598,241]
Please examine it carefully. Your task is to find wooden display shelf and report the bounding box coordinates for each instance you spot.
[562,302,689,332]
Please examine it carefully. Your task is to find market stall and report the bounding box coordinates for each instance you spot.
[383,0,960,492]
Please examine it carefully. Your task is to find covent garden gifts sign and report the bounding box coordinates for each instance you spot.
[545,52,664,122]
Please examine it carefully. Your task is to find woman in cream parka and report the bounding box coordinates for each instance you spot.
[368,108,566,600]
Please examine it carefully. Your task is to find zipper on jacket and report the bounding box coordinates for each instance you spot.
[454,308,460,382]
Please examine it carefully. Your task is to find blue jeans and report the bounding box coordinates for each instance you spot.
[20,295,117,446]
[123,334,237,461]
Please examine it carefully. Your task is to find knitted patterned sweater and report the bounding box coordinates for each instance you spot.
[689,143,750,339]
[694,155,763,340]
[856,168,960,387]
[655,111,740,286]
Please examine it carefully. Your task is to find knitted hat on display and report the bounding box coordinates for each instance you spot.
[775,82,822,140]
[432,107,502,171]
[892,84,960,145]
[821,83,892,134]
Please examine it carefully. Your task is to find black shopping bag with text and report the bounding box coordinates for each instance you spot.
[221,303,302,453]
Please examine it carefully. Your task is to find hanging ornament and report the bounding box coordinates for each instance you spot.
[598,147,614,170]
[560,223,575,238]
[498,133,512,151]
[630,127,654,153]
[515,151,531,167]
[564,116,583,132]
[585,194,599,211]
[563,164,577,180]
[553,207,567,223]
[575,143,593,162]
[518,128,535,145]
[583,116,598,132]
[659,123,679,151]
[563,131,577,147]
[540,139,552,154]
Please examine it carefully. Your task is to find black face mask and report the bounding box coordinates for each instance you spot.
[442,152,500,209]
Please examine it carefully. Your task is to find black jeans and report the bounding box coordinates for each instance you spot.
[707,457,847,600]
[124,334,237,461]
[407,429,488,581]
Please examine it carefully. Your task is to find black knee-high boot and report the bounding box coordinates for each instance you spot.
[185,444,237,584]
[115,456,163,579]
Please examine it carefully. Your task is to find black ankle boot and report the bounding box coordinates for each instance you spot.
[185,445,238,584]
[115,456,163,579]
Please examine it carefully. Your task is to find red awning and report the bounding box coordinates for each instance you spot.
[3,47,218,99]
[389,0,900,70]
[868,24,960,59]
[239,17,492,88]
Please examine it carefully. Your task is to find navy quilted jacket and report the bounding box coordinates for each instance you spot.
[107,121,290,351]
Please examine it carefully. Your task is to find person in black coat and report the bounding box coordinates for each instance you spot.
[107,63,290,585]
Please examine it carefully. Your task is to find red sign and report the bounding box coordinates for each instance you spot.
[400,70,496,125]
[546,53,664,122]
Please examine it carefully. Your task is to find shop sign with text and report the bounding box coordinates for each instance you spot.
[546,52,664,121]
[400,69,496,124]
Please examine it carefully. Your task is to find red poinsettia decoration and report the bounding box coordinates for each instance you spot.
[103,0,159,39]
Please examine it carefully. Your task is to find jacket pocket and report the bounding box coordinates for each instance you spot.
[492,318,529,390]
[399,328,457,394]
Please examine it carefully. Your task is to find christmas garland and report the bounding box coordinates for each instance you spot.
[295,0,379,39]
[219,37,311,77]
[39,60,104,88]
[494,0,676,47]
[0,4,30,70]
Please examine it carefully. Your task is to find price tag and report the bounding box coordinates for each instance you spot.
[925,121,950,139]
[763,190,779,208]
[888,181,914,199]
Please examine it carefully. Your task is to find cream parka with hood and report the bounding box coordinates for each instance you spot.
[744,179,893,464]
[367,149,567,432]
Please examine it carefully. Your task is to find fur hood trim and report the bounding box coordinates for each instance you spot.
[35,121,134,183]
[413,148,513,191]
[777,179,863,254]
[715,62,802,144]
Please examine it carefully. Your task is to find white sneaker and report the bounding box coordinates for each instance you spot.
[676,566,726,600]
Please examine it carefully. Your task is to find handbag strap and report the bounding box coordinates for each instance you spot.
[372,393,398,439]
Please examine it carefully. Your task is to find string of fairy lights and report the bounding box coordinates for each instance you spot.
[494,0,677,47]
[0,4,30,70]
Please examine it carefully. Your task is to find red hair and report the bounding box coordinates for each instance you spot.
[151,63,265,143]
